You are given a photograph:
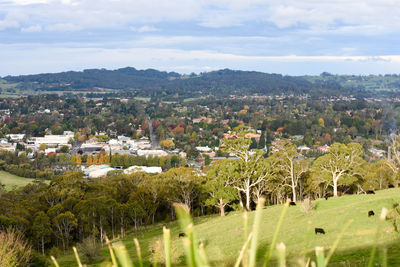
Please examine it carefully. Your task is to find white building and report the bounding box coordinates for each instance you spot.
[196,146,212,152]
[137,149,168,157]
[89,167,115,178]
[33,133,74,147]
[7,134,25,142]
[124,166,162,174]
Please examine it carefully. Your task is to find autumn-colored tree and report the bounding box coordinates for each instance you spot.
[70,154,77,165]
[160,139,175,150]
[76,154,82,165]
[86,155,93,166]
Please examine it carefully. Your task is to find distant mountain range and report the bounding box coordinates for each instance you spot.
[2,67,398,97]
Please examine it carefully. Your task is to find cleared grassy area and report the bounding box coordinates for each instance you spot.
[134,97,151,102]
[56,188,400,266]
[0,171,46,191]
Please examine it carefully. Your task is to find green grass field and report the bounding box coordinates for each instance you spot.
[0,171,43,191]
[56,188,400,266]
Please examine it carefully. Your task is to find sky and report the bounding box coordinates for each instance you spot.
[1,0,400,76]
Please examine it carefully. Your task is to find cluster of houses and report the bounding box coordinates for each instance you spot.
[0,127,389,178]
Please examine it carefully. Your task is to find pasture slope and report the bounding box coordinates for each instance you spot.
[57,188,400,266]
[0,170,37,191]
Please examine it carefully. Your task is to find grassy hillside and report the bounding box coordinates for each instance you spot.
[0,171,39,191]
[56,188,400,266]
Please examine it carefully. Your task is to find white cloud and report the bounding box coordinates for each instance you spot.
[1,0,400,34]
[21,24,42,32]
[130,25,159,33]
[11,0,50,5]
[45,23,80,31]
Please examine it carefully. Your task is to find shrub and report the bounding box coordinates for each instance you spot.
[300,198,315,214]
[76,236,102,264]
[387,201,400,232]
[0,228,31,267]
[48,246,61,258]
[29,251,50,267]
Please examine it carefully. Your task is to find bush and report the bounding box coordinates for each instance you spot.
[300,198,315,214]
[48,246,61,258]
[29,251,50,267]
[387,202,400,232]
[76,236,101,264]
[0,228,31,267]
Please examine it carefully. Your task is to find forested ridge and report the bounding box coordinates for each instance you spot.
[3,68,348,96]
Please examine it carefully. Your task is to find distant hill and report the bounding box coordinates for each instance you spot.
[302,72,400,93]
[2,67,349,97]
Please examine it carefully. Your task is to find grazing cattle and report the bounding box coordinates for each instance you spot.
[389,184,395,188]
[289,201,296,206]
[368,210,375,217]
[366,190,375,194]
[178,232,185,238]
[315,228,326,234]
[324,195,329,200]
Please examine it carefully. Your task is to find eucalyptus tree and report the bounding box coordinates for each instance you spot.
[311,142,366,197]
[204,160,237,216]
[223,135,271,210]
[269,139,309,202]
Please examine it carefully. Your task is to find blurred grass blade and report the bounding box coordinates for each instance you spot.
[105,235,118,267]
[174,203,209,267]
[243,210,248,242]
[163,227,172,267]
[242,210,249,267]
[234,232,253,267]
[113,241,134,267]
[368,208,388,267]
[50,256,60,267]
[324,219,353,265]
[182,237,195,267]
[302,221,312,262]
[153,240,160,267]
[249,198,265,267]
[263,201,289,267]
[198,242,209,266]
[134,238,143,267]
[315,247,325,267]
[276,242,286,267]
[72,246,83,267]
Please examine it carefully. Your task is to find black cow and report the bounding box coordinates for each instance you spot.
[368,210,375,217]
[315,228,326,234]
[289,201,296,206]
[389,184,395,188]
[366,190,375,194]
[324,195,329,200]
[178,232,185,238]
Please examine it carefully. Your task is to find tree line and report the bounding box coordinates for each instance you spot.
[0,133,398,256]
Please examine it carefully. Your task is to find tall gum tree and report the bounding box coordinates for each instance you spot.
[269,139,309,202]
[312,142,365,197]
[223,135,270,210]
[204,160,237,216]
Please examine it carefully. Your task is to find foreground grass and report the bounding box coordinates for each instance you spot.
[0,171,40,191]
[57,188,400,266]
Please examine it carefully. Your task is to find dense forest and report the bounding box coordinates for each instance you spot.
[2,68,349,97]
